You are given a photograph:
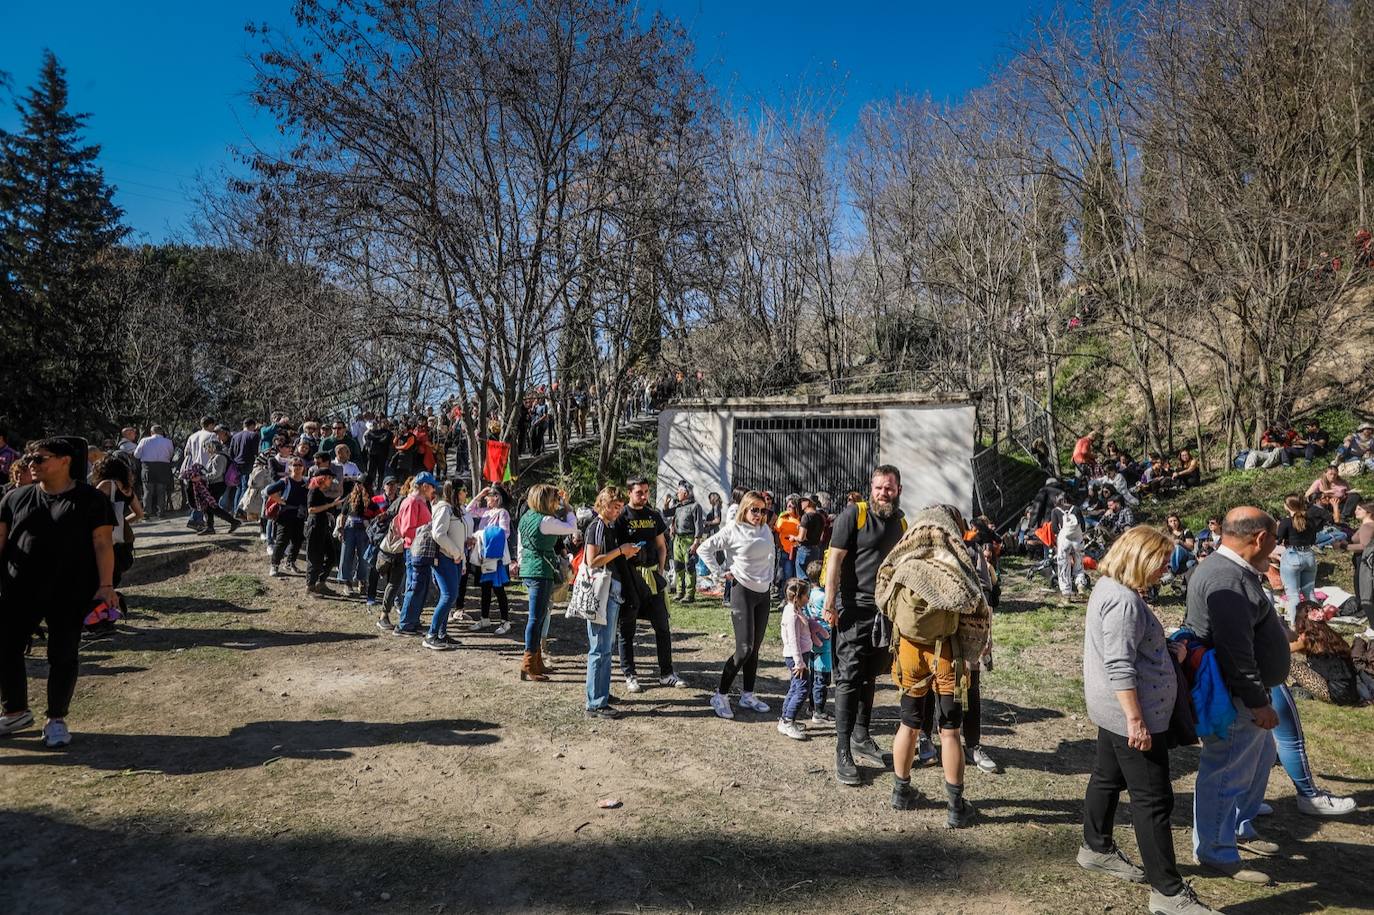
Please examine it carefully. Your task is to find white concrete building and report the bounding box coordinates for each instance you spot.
[657,392,977,512]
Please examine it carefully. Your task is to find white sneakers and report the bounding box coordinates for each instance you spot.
[1297,792,1357,817]
[659,673,688,689]
[738,692,770,713]
[493,621,512,635]
[42,719,71,748]
[710,691,733,719]
[777,719,806,740]
[0,710,34,735]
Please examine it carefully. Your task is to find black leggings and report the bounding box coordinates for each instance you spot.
[718,584,771,694]
[306,525,334,586]
[1083,726,1184,896]
[1,602,84,719]
[480,582,510,621]
[921,667,981,745]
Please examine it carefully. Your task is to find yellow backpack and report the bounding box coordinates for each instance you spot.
[819,501,907,585]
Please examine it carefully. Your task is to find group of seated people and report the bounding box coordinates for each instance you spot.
[1064,431,1202,500]
[1237,419,1338,470]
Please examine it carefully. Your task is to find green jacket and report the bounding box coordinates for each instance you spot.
[519,510,561,581]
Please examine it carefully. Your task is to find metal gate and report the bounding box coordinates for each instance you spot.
[731,416,879,498]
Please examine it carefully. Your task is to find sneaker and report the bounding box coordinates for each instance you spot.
[393,627,422,638]
[41,719,71,748]
[584,706,621,720]
[891,778,921,810]
[472,619,492,631]
[624,674,644,694]
[1256,801,1274,817]
[709,691,734,720]
[423,636,453,651]
[375,616,392,631]
[917,734,938,766]
[314,584,337,597]
[946,799,977,829]
[493,621,512,635]
[1193,858,1270,884]
[366,599,378,608]
[0,710,34,736]
[810,712,833,726]
[1296,792,1357,817]
[1235,835,1280,857]
[228,520,242,534]
[968,745,1001,774]
[1148,884,1219,914]
[265,543,274,557]
[850,735,886,767]
[738,692,770,713]
[269,565,281,578]
[658,673,688,689]
[776,719,807,740]
[1077,845,1146,883]
[288,561,302,574]
[835,747,861,787]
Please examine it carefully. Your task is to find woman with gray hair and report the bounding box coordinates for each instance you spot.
[1079,525,1218,915]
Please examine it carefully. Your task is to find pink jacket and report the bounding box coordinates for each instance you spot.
[395,493,432,548]
[780,603,813,660]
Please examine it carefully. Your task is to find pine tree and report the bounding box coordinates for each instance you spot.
[0,50,126,440]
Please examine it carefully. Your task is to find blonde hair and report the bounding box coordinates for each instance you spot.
[594,485,625,516]
[526,483,561,516]
[735,491,766,525]
[1096,526,1174,591]
[1283,494,1307,532]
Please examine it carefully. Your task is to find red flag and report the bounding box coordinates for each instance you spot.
[483,440,511,483]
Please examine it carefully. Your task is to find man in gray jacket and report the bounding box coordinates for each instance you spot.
[1183,506,1287,885]
[667,482,705,603]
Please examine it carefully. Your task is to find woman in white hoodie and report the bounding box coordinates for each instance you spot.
[700,491,778,720]
[424,481,471,651]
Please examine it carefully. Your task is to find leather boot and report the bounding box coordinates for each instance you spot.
[521,650,549,682]
[540,638,556,673]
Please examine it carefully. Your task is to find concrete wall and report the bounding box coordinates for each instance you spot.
[657,400,976,514]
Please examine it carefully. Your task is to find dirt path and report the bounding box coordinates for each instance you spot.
[1,531,1370,914]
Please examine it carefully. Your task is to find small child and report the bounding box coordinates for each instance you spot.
[778,578,813,740]
[803,559,833,721]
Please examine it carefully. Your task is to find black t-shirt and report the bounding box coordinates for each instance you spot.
[265,477,309,517]
[306,486,338,533]
[615,504,667,568]
[829,501,906,619]
[0,481,117,605]
[586,516,633,587]
[798,509,824,547]
[1277,512,1321,549]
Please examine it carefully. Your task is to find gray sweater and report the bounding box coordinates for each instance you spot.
[1083,576,1176,736]
[1184,548,1290,709]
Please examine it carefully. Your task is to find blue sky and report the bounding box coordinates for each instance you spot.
[1,1,1052,242]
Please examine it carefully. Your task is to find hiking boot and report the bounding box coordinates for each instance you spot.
[1077,845,1146,883]
[968,745,1001,774]
[1193,858,1270,884]
[624,674,644,694]
[835,747,861,787]
[945,799,976,829]
[1296,792,1357,817]
[709,691,734,720]
[1149,884,1220,914]
[891,778,921,810]
[0,710,34,736]
[777,719,807,740]
[850,735,886,767]
[423,636,453,651]
[738,692,770,713]
[41,719,71,749]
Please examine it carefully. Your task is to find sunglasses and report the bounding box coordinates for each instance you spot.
[747,507,766,515]
[22,453,55,465]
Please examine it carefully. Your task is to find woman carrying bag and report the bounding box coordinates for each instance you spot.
[580,485,641,718]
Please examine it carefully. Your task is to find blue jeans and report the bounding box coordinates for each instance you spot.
[586,584,622,709]
[780,655,814,721]
[1279,548,1317,622]
[794,545,819,581]
[427,554,462,639]
[1193,698,1277,864]
[338,526,369,583]
[1169,545,1196,576]
[219,482,239,514]
[1270,684,1317,798]
[811,665,832,712]
[1316,527,1348,549]
[776,551,798,599]
[523,577,553,652]
[397,551,432,632]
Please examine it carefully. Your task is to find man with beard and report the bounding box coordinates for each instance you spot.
[615,477,687,692]
[823,465,906,786]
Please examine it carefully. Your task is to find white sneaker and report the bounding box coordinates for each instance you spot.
[0,710,34,735]
[709,691,734,719]
[659,673,687,689]
[42,719,71,748]
[269,565,281,578]
[777,719,807,740]
[738,692,770,713]
[493,621,512,635]
[624,674,643,694]
[1296,792,1357,817]
[969,745,1001,774]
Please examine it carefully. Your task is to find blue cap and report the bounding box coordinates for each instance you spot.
[413,471,440,489]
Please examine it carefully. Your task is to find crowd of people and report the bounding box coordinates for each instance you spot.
[1,411,1370,913]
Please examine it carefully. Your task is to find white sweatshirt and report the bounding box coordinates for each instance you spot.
[699,520,775,593]
[431,500,471,562]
